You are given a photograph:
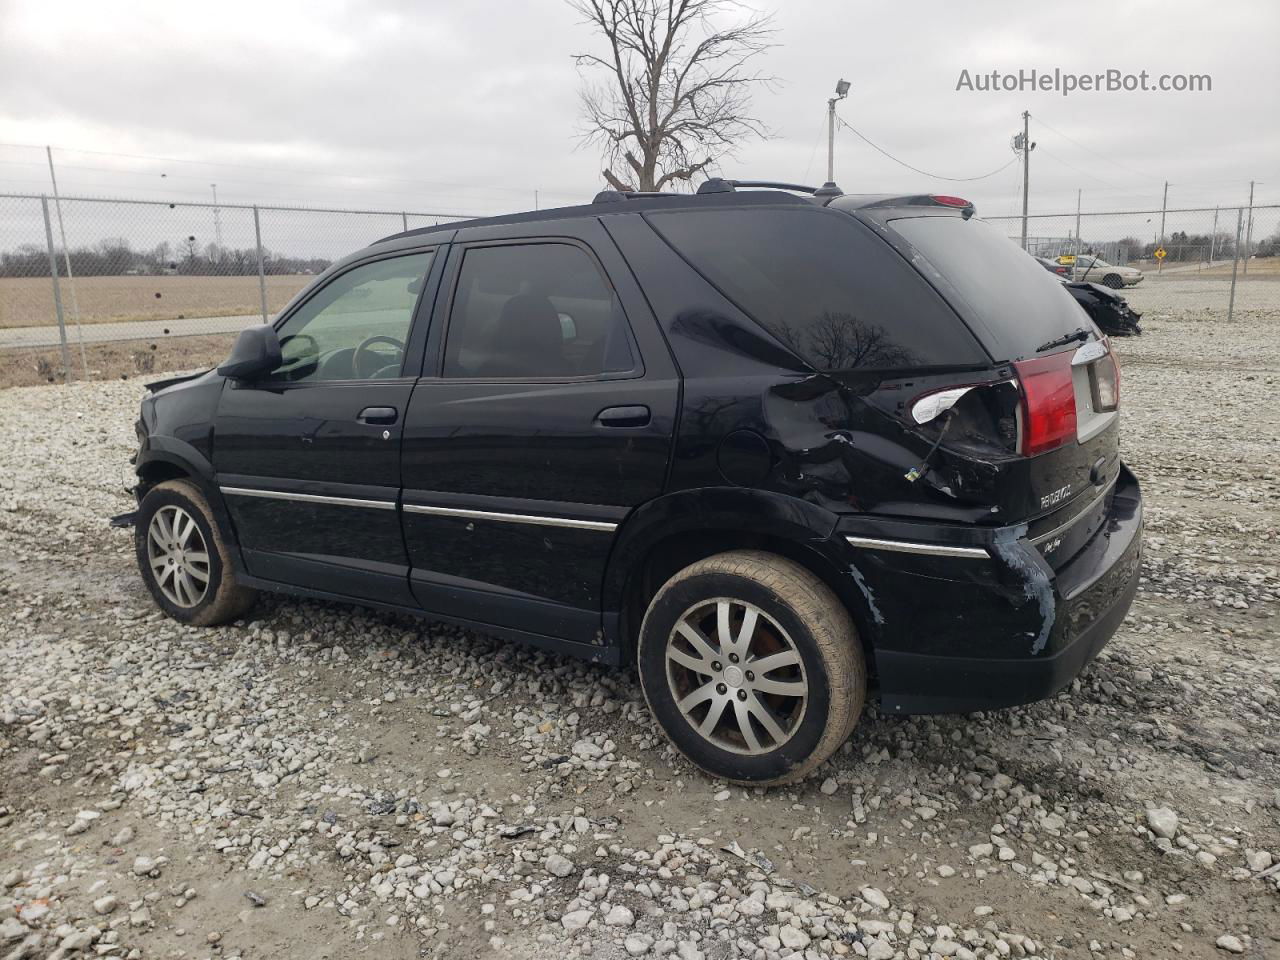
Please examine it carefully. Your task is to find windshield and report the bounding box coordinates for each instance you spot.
[888,215,1091,362]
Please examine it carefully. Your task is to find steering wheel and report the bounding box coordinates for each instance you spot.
[353,335,405,379]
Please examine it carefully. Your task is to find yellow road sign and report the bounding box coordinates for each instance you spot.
[1154,247,1167,260]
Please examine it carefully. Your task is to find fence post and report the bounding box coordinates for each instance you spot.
[401,211,408,232]
[1157,180,1168,274]
[1227,208,1243,322]
[1210,207,1219,262]
[253,205,269,324]
[40,196,73,380]
[1242,180,1254,275]
[1073,189,1082,268]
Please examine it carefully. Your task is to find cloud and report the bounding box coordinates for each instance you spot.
[1,0,1277,216]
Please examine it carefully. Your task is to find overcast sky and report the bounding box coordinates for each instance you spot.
[2,0,1277,220]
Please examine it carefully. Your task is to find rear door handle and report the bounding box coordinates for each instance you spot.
[595,405,650,428]
[357,406,398,425]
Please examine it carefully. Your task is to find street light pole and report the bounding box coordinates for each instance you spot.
[827,79,850,184]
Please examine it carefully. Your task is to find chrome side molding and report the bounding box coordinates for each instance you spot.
[844,535,989,559]
[220,486,396,511]
[403,504,617,532]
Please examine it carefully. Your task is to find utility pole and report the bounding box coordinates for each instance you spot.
[1157,180,1168,273]
[211,184,223,251]
[1015,111,1035,251]
[1243,179,1255,275]
[827,78,850,184]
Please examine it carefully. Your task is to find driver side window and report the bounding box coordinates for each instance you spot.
[271,251,433,383]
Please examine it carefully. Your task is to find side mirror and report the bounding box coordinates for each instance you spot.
[217,325,281,380]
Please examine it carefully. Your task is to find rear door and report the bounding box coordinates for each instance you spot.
[400,217,678,645]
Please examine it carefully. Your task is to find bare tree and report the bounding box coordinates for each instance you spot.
[570,0,774,192]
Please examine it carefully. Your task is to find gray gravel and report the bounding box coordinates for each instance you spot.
[0,299,1277,960]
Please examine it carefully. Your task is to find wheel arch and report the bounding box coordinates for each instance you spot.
[604,488,882,679]
[135,442,242,562]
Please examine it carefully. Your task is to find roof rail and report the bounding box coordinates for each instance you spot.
[592,189,671,203]
[697,178,844,198]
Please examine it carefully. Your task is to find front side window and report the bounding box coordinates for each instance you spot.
[443,243,636,379]
[271,251,433,382]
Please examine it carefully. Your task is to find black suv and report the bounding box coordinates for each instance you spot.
[125,180,1143,785]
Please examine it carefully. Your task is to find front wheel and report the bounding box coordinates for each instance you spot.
[637,551,866,785]
[135,479,256,626]
[1103,273,1124,289]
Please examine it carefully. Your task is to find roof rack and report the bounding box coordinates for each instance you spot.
[592,189,670,203]
[697,178,843,198]
[592,178,844,205]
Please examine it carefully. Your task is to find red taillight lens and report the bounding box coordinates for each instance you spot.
[1013,352,1077,455]
[931,194,971,207]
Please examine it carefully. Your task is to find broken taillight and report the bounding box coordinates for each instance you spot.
[1013,351,1077,455]
[1090,349,1120,411]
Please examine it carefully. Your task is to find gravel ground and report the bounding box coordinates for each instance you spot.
[0,295,1277,960]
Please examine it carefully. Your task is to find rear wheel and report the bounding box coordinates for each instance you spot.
[1103,273,1124,289]
[135,479,255,626]
[637,550,866,785]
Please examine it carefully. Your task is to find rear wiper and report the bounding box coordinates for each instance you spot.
[1036,327,1092,352]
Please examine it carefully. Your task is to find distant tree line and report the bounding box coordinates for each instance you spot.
[1110,227,1280,262]
[0,238,332,278]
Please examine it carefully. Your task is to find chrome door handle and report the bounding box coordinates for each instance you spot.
[357,406,398,425]
[595,405,650,428]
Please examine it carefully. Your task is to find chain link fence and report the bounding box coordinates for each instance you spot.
[2,193,1277,385]
[0,194,476,383]
[985,204,1280,319]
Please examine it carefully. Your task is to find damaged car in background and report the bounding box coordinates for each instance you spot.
[1037,256,1144,336]
[120,182,1144,786]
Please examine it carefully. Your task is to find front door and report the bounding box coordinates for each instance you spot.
[401,220,678,644]
[214,246,440,605]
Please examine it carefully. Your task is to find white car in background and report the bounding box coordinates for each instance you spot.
[1058,255,1145,288]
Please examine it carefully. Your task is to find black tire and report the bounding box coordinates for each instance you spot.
[637,550,866,785]
[1103,274,1124,289]
[135,479,256,626]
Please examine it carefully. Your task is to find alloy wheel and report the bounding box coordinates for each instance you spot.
[664,598,809,755]
[146,505,211,608]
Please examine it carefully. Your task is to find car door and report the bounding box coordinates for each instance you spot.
[214,245,443,605]
[400,218,678,646]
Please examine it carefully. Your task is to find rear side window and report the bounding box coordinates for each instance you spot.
[888,215,1088,362]
[443,243,637,379]
[646,207,986,372]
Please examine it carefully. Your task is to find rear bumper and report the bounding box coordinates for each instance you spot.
[836,465,1143,714]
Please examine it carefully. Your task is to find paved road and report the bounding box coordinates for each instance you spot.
[0,313,265,350]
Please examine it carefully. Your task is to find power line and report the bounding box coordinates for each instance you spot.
[1035,145,1126,190]
[0,141,585,202]
[1030,116,1160,183]
[835,118,1016,182]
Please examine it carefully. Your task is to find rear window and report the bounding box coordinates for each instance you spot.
[888,215,1088,362]
[646,207,986,372]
